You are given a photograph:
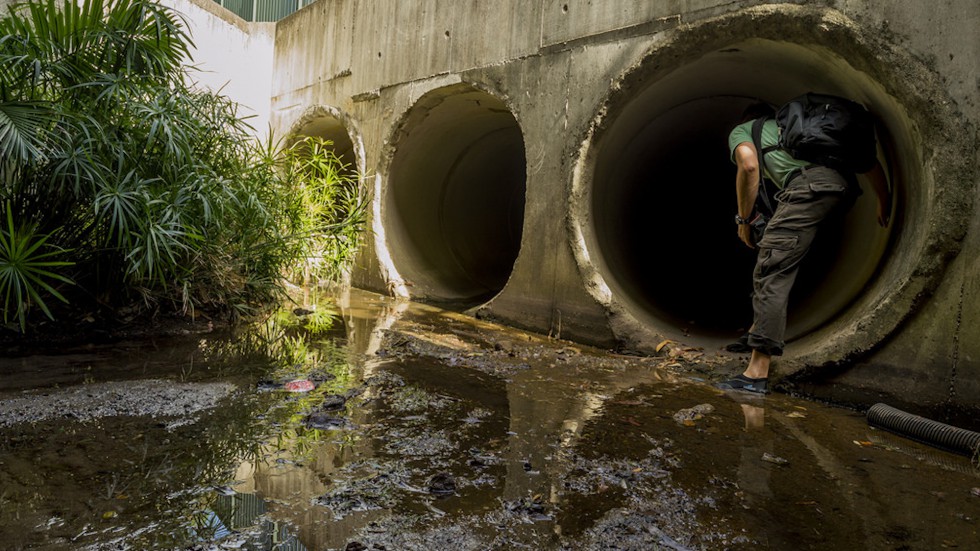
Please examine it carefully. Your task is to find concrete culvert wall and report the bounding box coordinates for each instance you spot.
[255,0,977,406]
[383,84,527,306]
[572,8,973,369]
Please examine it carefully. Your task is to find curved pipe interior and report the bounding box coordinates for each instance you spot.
[588,39,904,344]
[292,116,359,177]
[384,86,527,306]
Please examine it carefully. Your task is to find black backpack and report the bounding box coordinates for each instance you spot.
[748,93,875,235]
[774,92,878,174]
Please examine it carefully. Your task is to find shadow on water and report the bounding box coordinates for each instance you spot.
[1,288,978,550]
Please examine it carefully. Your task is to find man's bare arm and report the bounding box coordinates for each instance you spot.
[734,142,760,248]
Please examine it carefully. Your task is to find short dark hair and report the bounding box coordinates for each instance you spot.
[740,101,775,123]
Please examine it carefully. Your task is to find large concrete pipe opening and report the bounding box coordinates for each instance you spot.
[383,84,527,307]
[578,38,919,353]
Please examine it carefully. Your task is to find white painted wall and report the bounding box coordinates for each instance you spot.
[162,0,276,136]
[4,1,274,134]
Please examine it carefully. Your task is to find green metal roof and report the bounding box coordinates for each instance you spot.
[213,0,316,22]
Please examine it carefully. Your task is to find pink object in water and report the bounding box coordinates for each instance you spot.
[284,379,315,393]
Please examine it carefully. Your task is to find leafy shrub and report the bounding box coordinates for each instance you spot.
[0,0,366,332]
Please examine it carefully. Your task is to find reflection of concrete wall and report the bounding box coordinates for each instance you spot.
[161,0,275,134]
[236,434,378,550]
[501,359,679,502]
[179,1,980,409]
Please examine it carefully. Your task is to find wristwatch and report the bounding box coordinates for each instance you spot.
[735,214,752,225]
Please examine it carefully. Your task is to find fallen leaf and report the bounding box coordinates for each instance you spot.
[853,440,873,447]
[656,340,672,353]
[761,452,789,465]
[787,412,807,418]
[620,416,642,427]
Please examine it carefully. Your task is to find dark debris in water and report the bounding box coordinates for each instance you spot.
[303,411,352,430]
[503,495,553,522]
[427,471,457,496]
[315,463,412,519]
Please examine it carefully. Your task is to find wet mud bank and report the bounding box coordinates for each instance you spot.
[0,290,978,550]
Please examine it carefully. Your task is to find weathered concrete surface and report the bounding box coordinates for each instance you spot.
[177,1,978,411]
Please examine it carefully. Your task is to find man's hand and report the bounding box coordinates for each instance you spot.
[866,161,891,227]
[738,222,754,248]
[876,187,892,227]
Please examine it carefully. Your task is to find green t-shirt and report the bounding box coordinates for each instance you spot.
[728,119,811,189]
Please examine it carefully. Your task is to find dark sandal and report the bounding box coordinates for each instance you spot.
[715,374,769,394]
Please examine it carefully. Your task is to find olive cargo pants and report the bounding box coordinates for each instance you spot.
[746,166,849,356]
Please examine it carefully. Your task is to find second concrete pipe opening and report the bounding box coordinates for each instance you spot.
[383,84,527,308]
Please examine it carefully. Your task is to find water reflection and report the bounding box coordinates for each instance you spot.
[1,289,978,550]
[192,290,701,549]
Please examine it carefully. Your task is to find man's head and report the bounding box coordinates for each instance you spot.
[739,101,775,124]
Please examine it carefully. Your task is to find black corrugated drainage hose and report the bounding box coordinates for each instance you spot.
[867,403,980,458]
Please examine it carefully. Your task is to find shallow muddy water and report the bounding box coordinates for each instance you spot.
[1,289,978,550]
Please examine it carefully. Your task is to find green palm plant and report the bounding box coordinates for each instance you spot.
[0,101,58,181]
[0,0,367,334]
[0,0,189,175]
[0,0,190,93]
[0,204,74,331]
